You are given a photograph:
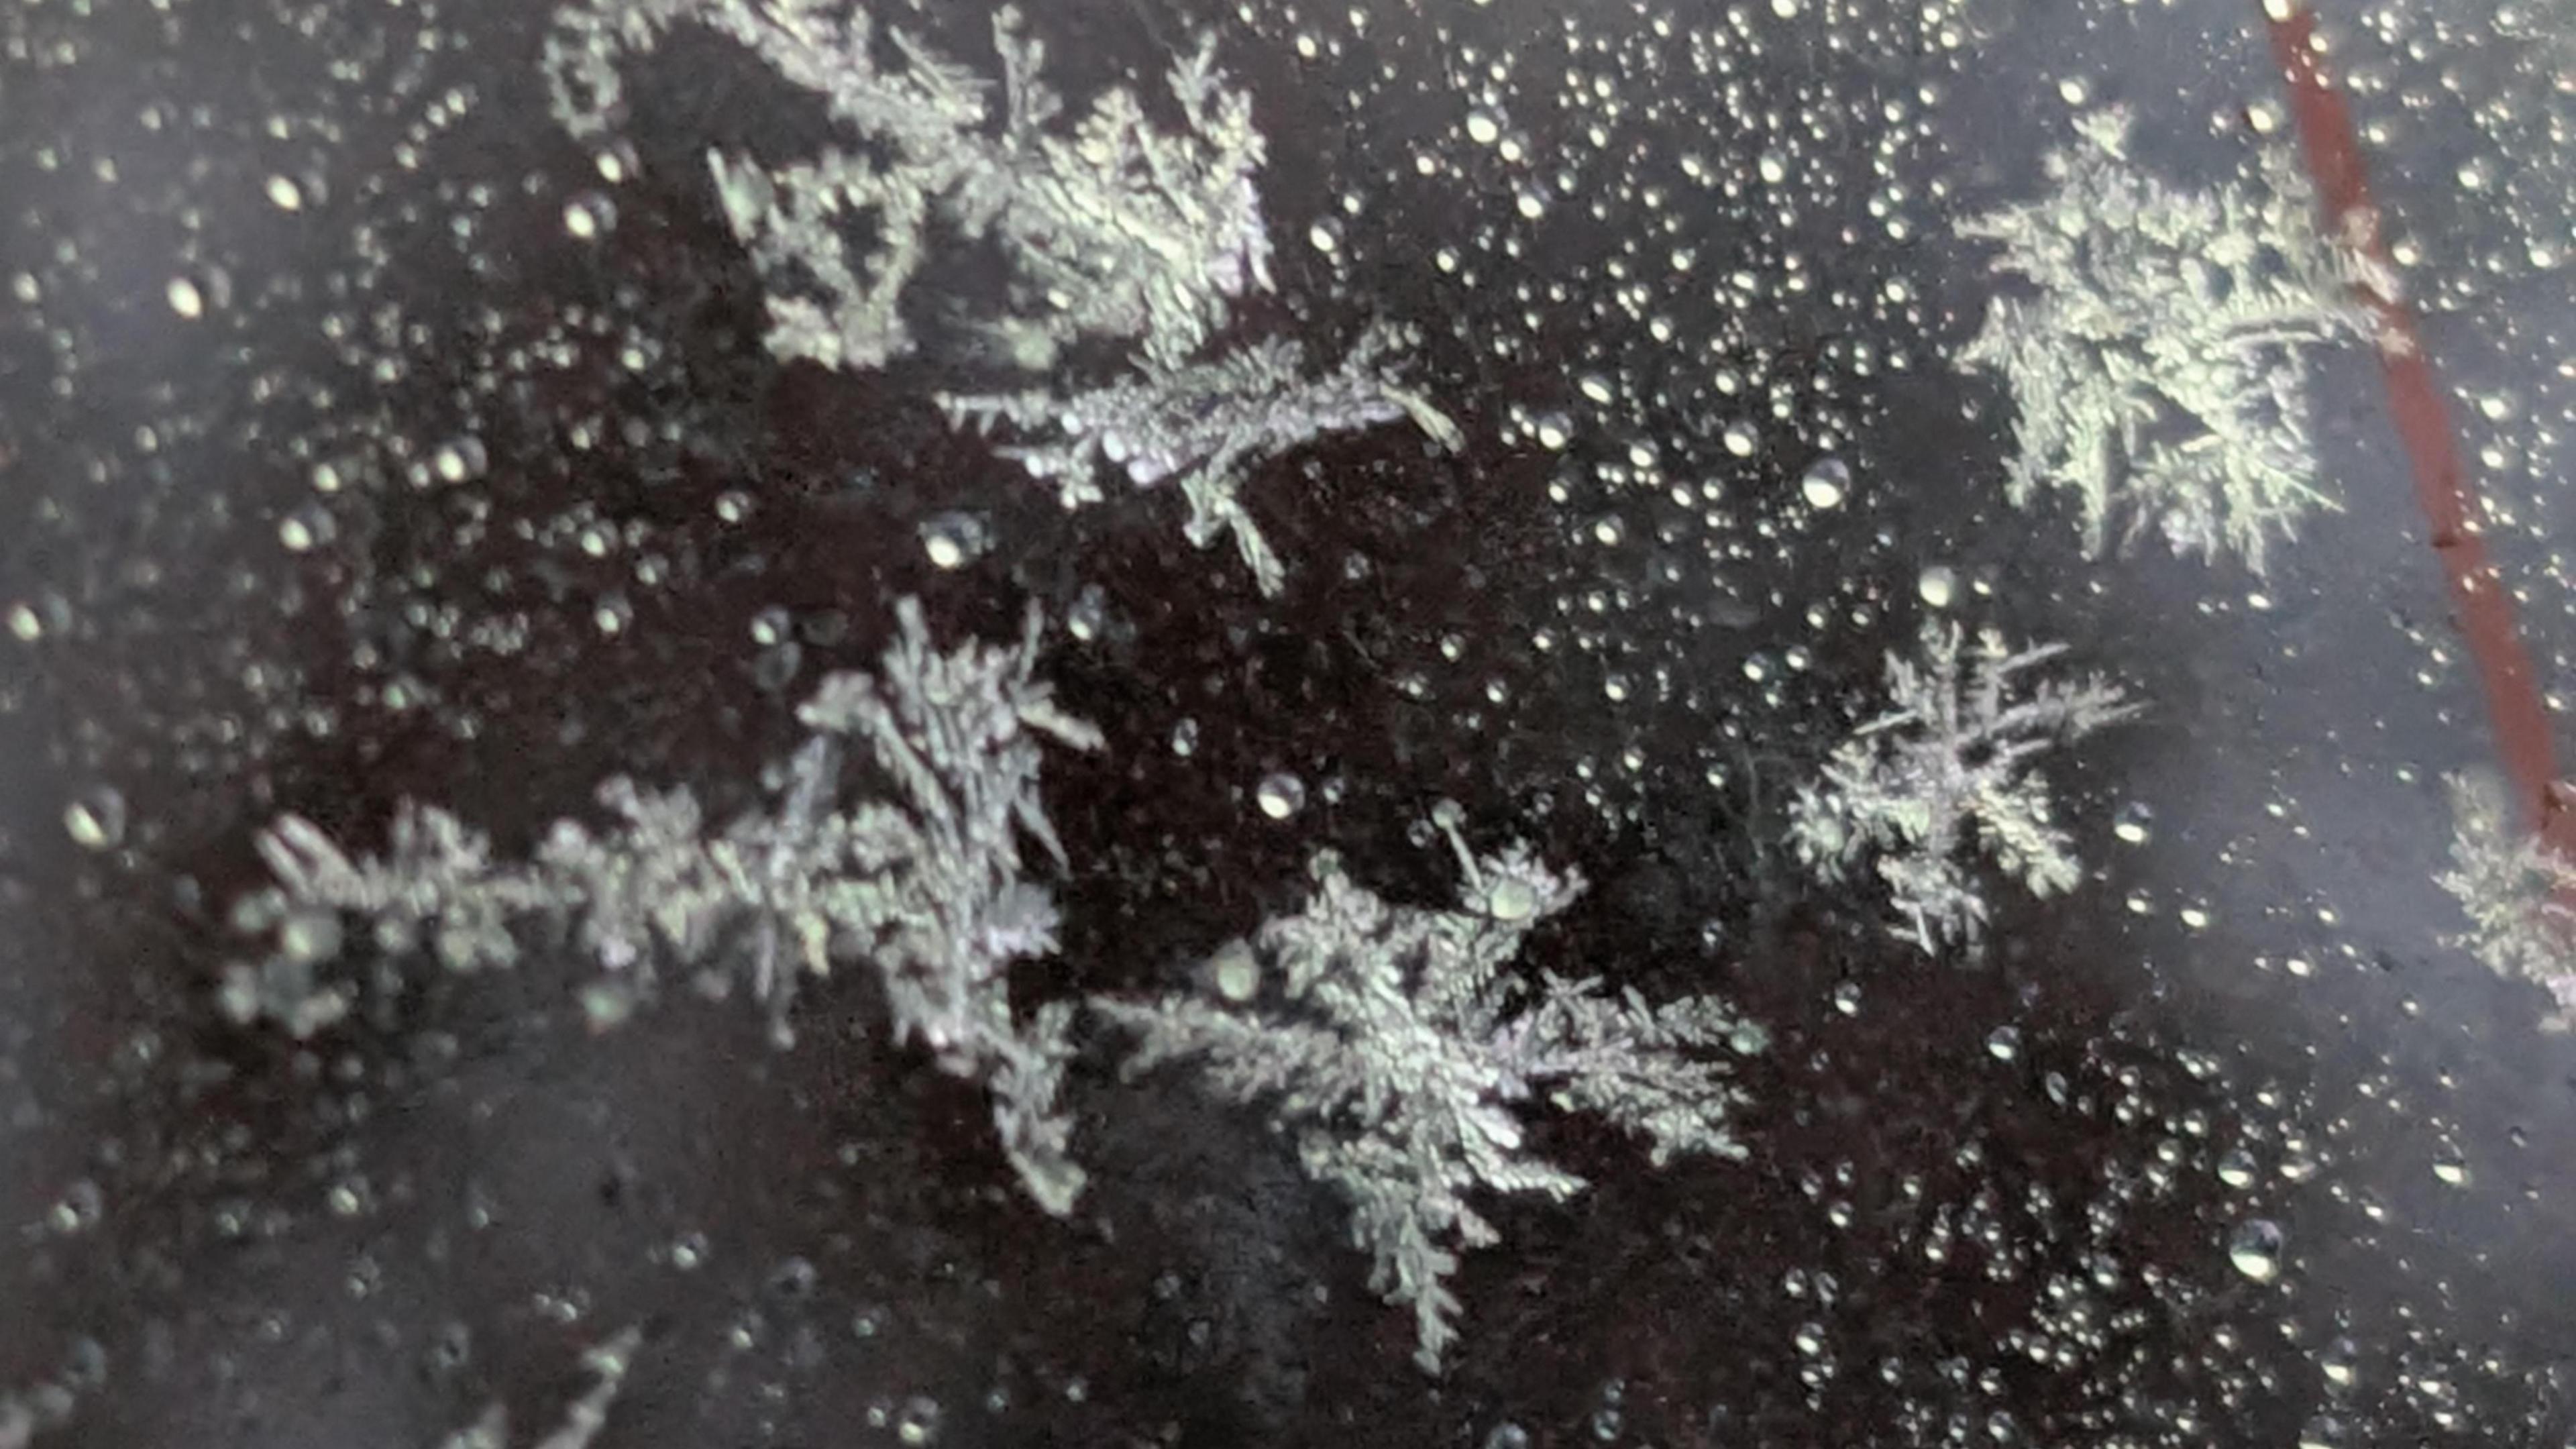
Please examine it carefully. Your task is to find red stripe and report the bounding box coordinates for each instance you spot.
[2263,2,2575,855]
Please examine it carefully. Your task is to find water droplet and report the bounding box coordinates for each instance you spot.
[1801,457,1849,509]
[1514,185,1548,220]
[1917,564,1957,608]
[1307,217,1342,255]
[1208,940,1260,1002]
[1577,373,1615,405]
[1465,109,1501,146]
[1481,1426,1531,1449]
[919,511,989,570]
[1723,419,1760,457]
[1171,718,1199,758]
[1065,584,1108,643]
[2215,1146,2257,1187]
[670,1231,708,1271]
[1485,875,1540,922]
[64,787,127,850]
[1985,1024,2022,1063]
[1254,772,1307,820]
[1532,411,1573,450]
[2226,1218,2284,1283]
[564,191,616,240]
[431,436,488,484]
[1831,980,1862,1016]
[2112,800,2153,845]
[264,174,303,211]
[2318,1336,2359,1391]
[896,1395,943,1445]
[2432,1144,2470,1187]
[166,276,205,319]
[48,1179,102,1234]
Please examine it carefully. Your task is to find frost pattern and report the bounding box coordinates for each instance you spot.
[1787,621,2138,952]
[938,323,1464,593]
[229,598,1102,1214]
[1957,109,2370,574]
[548,1,1269,371]
[542,0,1455,593]
[1094,808,1762,1372]
[2436,772,2576,1030]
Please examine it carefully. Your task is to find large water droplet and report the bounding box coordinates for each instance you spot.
[2226,1218,2284,1282]
[64,787,127,850]
[1800,457,1850,509]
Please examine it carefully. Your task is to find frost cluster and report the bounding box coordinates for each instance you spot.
[1094,806,1762,1371]
[2436,772,2576,1030]
[939,323,1463,593]
[543,0,1454,591]
[1957,109,2371,574]
[229,598,1101,1214]
[1787,621,2138,952]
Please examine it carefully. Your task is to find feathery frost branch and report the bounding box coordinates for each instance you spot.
[938,323,1463,593]
[1786,620,2139,952]
[1094,806,1762,1371]
[2436,771,2576,1030]
[229,598,1101,1214]
[543,0,1456,592]
[1957,108,2371,574]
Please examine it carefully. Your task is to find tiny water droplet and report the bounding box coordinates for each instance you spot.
[2112,800,2153,845]
[564,191,617,240]
[64,787,127,850]
[1171,718,1199,757]
[1254,772,1307,820]
[431,435,488,484]
[1723,419,1761,458]
[1985,1024,2021,1063]
[919,512,989,570]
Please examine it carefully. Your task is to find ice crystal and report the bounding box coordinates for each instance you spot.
[938,322,1462,593]
[1094,808,1762,1371]
[230,598,1102,1214]
[1957,109,2370,574]
[2436,772,2576,1030]
[1787,621,2138,952]
[547,0,1270,371]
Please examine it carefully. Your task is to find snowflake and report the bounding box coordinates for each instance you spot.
[230,597,1102,1214]
[2436,771,2576,1030]
[1786,620,2139,952]
[1957,108,2371,574]
[1094,804,1763,1371]
[938,322,1461,593]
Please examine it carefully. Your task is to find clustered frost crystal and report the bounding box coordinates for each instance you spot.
[2436,772,2576,1030]
[543,0,1454,592]
[228,598,1101,1214]
[1094,806,1763,1372]
[1787,621,2137,952]
[1957,108,2371,574]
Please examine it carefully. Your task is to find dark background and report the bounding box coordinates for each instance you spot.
[2,0,2573,1444]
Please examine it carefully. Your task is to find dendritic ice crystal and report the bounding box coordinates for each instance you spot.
[1957,109,2370,574]
[940,323,1464,593]
[543,0,1455,592]
[2436,772,2576,1030]
[1094,807,1764,1372]
[1787,621,2139,952]
[227,598,1102,1214]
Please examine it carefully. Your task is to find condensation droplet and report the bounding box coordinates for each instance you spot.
[2112,800,2154,845]
[564,192,616,240]
[264,174,303,211]
[2432,1144,2470,1187]
[1466,110,1501,146]
[432,436,488,484]
[1985,1024,2021,1063]
[1800,456,1849,509]
[919,512,989,570]
[2226,1218,2284,1283]
[1917,565,1957,608]
[1171,718,1199,758]
[1723,419,1760,458]
[166,276,205,319]
[64,787,127,850]
[1254,772,1307,820]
